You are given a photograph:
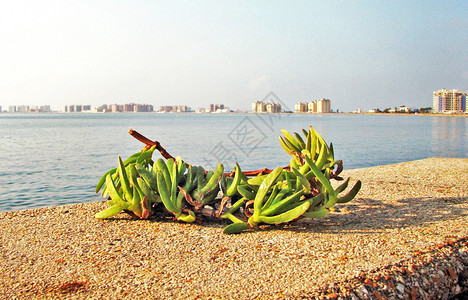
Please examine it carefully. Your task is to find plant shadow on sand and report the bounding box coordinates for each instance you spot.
[261,195,468,234]
[100,195,467,235]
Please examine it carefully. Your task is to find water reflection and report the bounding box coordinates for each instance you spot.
[431,117,467,157]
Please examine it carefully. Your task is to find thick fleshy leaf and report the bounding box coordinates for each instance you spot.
[95,205,124,219]
[303,207,330,218]
[260,190,304,216]
[253,167,283,215]
[258,201,310,224]
[223,222,250,234]
[336,180,361,204]
[118,157,132,199]
[96,168,117,193]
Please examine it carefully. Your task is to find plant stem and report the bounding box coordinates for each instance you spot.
[128,129,290,177]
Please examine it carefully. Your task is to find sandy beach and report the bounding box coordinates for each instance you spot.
[1,158,467,299]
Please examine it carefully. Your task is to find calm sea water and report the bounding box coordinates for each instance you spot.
[0,113,466,212]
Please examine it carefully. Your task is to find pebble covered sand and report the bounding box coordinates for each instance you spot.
[1,158,467,299]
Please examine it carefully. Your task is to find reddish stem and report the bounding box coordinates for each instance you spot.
[128,129,287,177]
[129,128,189,167]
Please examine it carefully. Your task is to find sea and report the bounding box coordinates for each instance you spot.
[0,113,467,212]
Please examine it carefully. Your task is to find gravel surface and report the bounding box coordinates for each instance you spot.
[1,158,467,299]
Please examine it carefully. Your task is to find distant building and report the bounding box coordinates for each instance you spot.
[266,102,281,113]
[95,104,109,113]
[159,105,187,113]
[433,89,467,113]
[397,105,411,113]
[295,99,331,113]
[173,105,187,112]
[159,106,173,112]
[40,105,51,112]
[307,101,317,113]
[208,104,225,113]
[5,105,51,113]
[252,101,280,113]
[316,99,331,113]
[135,104,153,112]
[18,105,29,113]
[110,104,122,112]
[29,106,40,113]
[295,102,308,113]
[124,104,135,112]
[65,104,92,113]
[252,101,266,113]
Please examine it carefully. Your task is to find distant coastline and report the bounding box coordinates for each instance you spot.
[361,112,468,117]
[1,110,467,117]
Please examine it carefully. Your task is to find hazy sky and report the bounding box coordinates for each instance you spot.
[1,1,467,112]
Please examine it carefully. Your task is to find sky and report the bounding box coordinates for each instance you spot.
[1,1,467,112]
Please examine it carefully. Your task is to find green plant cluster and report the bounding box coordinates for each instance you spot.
[95,126,361,234]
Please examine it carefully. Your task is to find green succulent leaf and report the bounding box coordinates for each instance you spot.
[237,184,256,200]
[303,152,337,207]
[294,132,306,149]
[137,145,156,165]
[279,136,294,154]
[335,178,350,194]
[336,180,361,204]
[223,222,250,234]
[156,169,177,213]
[226,163,242,197]
[96,168,117,193]
[303,207,330,218]
[253,167,283,216]
[95,204,124,219]
[257,201,310,225]
[118,157,133,199]
[105,174,126,205]
[281,129,302,153]
[176,211,196,223]
[135,165,158,191]
[260,189,304,216]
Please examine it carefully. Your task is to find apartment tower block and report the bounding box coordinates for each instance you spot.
[433,89,467,113]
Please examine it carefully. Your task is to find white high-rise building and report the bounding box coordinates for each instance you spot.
[317,99,331,113]
[433,89,467,113]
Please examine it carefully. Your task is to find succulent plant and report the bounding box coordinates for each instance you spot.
[95,126,361,234]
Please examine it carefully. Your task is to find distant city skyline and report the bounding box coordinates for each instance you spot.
[6,97,458,114]
[1,1,467,112]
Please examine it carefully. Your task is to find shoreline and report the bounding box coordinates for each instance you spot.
[1,158,467,299]
[1,111,467,117]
